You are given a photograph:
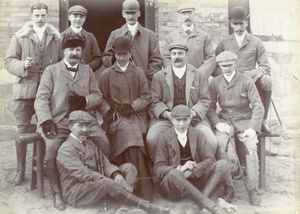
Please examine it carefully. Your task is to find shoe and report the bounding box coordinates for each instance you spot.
[249,189,261,206]
[211,204,225,214]
[53,192,66,210]
[231,168,241,180]
[222,186,234,203]
[261,120,272,134]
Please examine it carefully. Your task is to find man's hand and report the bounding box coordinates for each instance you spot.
[67,91,87,111]
[181,160,196,172]
[101,108,114,133]
[116,104,135,117]
[183,170,193,179]
[24,57,34,69]
[41,120,58,139]
[162,111,172,122]
[216,122,231,134]
[114,174,131,192]
[242,128,256,140]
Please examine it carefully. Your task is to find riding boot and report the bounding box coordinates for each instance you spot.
[46,159,66,210]
[261,90,272,134]
[13,139,27,186]
[115,186,170,214]
[202,172,223,199]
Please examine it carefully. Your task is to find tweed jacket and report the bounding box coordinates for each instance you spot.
[207,72,264,133]
[149,64,211,125]
[103,23,162,81]
[4,21,62,99]
[162,26,216,79]
[34,60,102,126]
[61,27,102,71]
[214,32,270,82]
[57,135,119,206]
[154,127,215,179]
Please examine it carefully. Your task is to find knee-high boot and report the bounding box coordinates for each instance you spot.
[261,90,272,133]
[114,186,170,214]
[13,139,27,185]
[46,159,66,210]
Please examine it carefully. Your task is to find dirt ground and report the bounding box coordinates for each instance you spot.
[0,127,299,214]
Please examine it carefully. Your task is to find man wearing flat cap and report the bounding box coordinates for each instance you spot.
[61,5,102,72]
[56,110,169,213]
[207,51,264,205]
[214,6,272,134]
[154,105,235,214]
[103,0,162,85]
[99,36,153,200]
[147,42,217,163]
[34,34,110,210]
[162,3,216,79]
[4,2,62,186]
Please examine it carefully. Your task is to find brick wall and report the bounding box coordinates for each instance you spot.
[154,0,229,53]
[0,0,59,69]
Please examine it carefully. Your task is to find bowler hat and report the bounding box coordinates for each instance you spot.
[62,34,85,50]
[216,51,238,66]
[68,5,87,16]
[171,105,191,119]
[122,0,140,12]
[69,110,95,124]
[112,36,134,52]
[177,3,195,13]
[229,6,249,23]
[168,41,188,52]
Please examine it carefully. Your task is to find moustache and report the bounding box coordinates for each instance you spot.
[174,58,182,63]
[70,55,80,59]
[184,18,192,22]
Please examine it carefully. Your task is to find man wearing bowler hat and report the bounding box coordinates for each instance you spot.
[103,0,162,84]
[162,4,216,79]
[214,6,272,134]
[61,5,102,72]
[207,51,264,205]
[154,105,235,214]
[35,34,110,210]
[147,42,217,163]
[99,36,153,200]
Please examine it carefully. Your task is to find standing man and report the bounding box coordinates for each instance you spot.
[99,36,153,200]
[61,5,102,72]
[207,51,264,205]
[4,2,61,186]
[154,105,235,214]
[34,35,109,210]
[214,6,272,133]
[103,0,162,83]
[162,4,216,79]
[57,110,169,214]
[146,42,217,162]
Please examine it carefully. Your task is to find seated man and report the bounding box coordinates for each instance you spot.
[57,110,169,214]
[154,105,234,214]
[99,36,152,200]
[207,51,264,205]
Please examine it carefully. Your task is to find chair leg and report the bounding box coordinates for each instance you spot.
[36,139,45,199]
[31,142,37,191]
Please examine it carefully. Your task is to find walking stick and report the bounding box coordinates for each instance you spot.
[271,98,284,130]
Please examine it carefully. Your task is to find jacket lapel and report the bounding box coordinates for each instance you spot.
[187,128,197,161]
[239,32,250,50]
[169,128,180,161]
[185,65,194,105]
[230,34,239,49]
[73,63,85,83]
[60,61,74,82]
[164,66,174,105]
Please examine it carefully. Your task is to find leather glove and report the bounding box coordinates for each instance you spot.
[215,122,231,134]
[101,108,114,133]
[67,91,87,111]
[41,120,58,139]
[116,104,135,117]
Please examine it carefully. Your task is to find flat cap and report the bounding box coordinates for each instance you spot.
[168,41,188,52]
[216,51,238,66]
[178,3,195,13]
[171,105,191,119]
[229,6,249,23]
[68,5,87,16]
[69,110,95,124]
[122,0,140,12]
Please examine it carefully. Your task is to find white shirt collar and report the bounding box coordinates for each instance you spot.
[70,133,83,144]
[172,64,187,79]
[234,31,246,47]
[174,128,188,147]
[70,25,82,34]
[127,22,138,36]
[223,70,236,83]
[181,24,194,33]
[33,25,46,41]
[64,59,78,68]
[117,62,129,72]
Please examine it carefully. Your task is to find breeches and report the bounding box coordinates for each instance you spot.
[13,99,35,133]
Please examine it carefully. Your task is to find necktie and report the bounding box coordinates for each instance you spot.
[66,66,78,72]
[186,30,191,36]
[127,31,133,41]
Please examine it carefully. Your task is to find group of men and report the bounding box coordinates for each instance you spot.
[4,0,272,213]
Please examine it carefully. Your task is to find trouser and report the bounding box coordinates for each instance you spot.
[215,125,259,190]
[146,120,217,162]
[66,163,137,207]
[255,75,272,119]
[159,161,232,212]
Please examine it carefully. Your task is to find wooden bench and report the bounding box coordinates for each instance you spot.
[17,132,45,198]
